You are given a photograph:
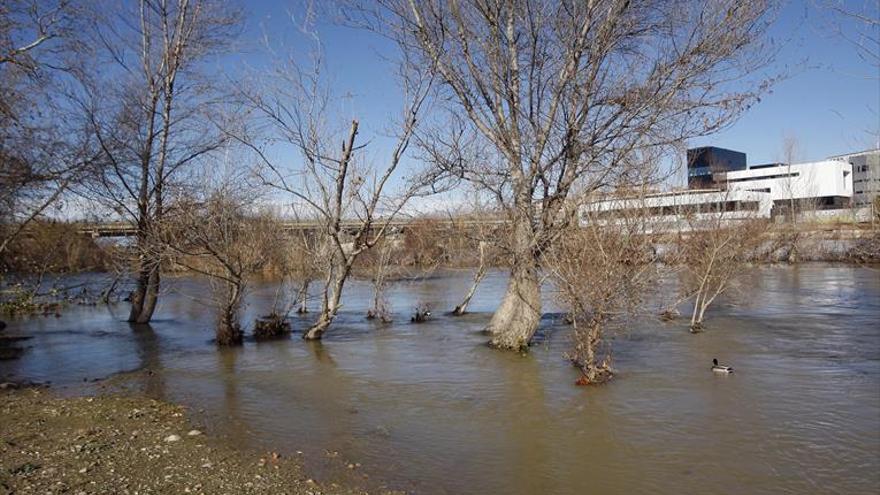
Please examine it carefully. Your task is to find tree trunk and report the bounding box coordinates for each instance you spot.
[303,267,347,340]
[100,272,121,304]
[216,284,243,346]
[129,262,159,324]
[487,259,541,350]
[128,259,161,323]
[369,279,384,319]
[129,86,156,323]
[690,291,704,331]
[296,279,310,314]
[583,322,600,381]
[136,265,160,323]
[452,242,487,316]
[216,309,243,345]
[127,267,148,322]
[487,208,542,350]
[452,265,486,315]
[303,312,332,340]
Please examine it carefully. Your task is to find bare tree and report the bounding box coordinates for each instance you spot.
[288,228,324,315]
[764,135,829,261]
[0,1,78,68]
[675,197,766,331]
[350,0,779,350]
[164,181,281,345]
[452,239,489,315]
[816,0,879,70]
[782,135,802,221]
[236,27,443,340]
[447,193,503,315]
[547,190,658,384]
[0,0,91,259]
[365,237,395,323]
[771,135,805,261]
[75,0,241,324]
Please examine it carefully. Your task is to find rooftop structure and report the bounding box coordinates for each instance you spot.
[686,147,747,189]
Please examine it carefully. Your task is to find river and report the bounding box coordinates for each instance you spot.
[1,264,878,494]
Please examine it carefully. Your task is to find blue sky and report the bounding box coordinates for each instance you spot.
[234,1,879,187]
[693,1,880,165]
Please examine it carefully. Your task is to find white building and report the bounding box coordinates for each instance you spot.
[829,149,880,206]
[582,149,870,232]
[582,189,772,233]
[721,159,853,209]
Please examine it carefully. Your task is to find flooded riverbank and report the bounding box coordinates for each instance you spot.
[1,264,879,494]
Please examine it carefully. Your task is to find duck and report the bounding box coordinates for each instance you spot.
[711,358,734,374]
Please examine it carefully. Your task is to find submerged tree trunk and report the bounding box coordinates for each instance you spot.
[690,289,719,332]
[216,310,243,345]
[100,272,122,304]
[129,262,160,324]
[216,284,244,346]
[570,315,613,385]
[452,266,486,315]
[296,279,310,314]
[303,312,332,340]
[303,264,348,340]
[487,210,542,350]
[690,293,700,328]
[128,268,148,322]
[692,287,721,332]
[367,242,393,321]
[138,266,160,323]
[486,259,541,350]
[581,321,601,381]
[452,241,487,316]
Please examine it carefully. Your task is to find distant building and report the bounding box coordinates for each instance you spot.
[686,146,856,211]
[829,149,880,206]
[582,189,772,233]
[687,146,747,189]
[583,146,872,232]
[723,159,853,210]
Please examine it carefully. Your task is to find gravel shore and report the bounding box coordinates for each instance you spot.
[0,387,385,494]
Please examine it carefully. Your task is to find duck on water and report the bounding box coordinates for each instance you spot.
[712,358,734,374]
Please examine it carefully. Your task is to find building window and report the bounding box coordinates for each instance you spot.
[727,172,799,183]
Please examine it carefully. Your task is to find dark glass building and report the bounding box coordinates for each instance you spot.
[687,146,747,189]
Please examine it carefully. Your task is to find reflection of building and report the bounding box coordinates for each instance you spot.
[829,149,880,206]
[687,147,747,189]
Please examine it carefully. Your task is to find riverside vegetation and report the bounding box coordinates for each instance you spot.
[3,213,878,379]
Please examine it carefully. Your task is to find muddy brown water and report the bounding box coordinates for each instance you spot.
[2,264,879,494]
